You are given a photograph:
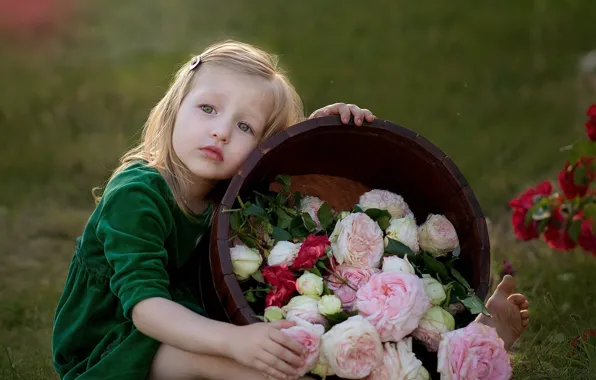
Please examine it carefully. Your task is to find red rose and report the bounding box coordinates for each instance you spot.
[290,234,331,270]
[262,264,296,307]
[543,208,576,251]
[509,180,553,241]
[578,218,596,256]
[557,156,595,199]
[570,328,596,348]
[584,104,596,140]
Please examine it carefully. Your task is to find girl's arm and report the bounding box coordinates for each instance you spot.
[132,297,307,379]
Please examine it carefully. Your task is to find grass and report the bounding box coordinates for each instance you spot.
[1,0,596,379]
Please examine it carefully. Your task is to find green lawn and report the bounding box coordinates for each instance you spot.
[1,1,596,379]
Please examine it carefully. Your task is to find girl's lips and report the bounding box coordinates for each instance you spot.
[200,146,224,161]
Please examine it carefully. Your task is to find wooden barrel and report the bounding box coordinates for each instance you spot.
[199,113,491,331]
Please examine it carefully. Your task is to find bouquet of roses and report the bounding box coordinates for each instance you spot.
[228,176,511,379]
[509,104,596,256]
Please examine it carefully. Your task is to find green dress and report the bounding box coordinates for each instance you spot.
[52,161,214,380]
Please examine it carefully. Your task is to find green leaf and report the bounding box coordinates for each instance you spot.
[307,267,322,277]
[244,203,266,218]
[290,226,310,238]
[568,219,582,242]
[230,211,243,231]
[245,291,257,303]
[275,174,291,192]
[384,237,416,258]
[293,192,302,208]
[574,165,587,186]
[272,227,292,242]
[302,212,317,231]
[352,205,363,213]
[450,267,471,291]
[322,281,332,295]
[238,234,258,248]
[376,216,391,230]
[251,271,265,283]
[459,294,490,316]
[276,209,293,229]
[364,208,392,222]
[317,203,334,230]
[420,252,450,280]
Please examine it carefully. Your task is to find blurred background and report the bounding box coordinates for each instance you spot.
[1,1,596,378]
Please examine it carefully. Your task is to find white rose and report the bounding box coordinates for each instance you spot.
[367,338,430,380]
[417,214,459,257]
[282,295,327,326]
[412,306,455,352]
[358,189,413,219]
[322,315,384,379]
[384,217,420,253]
[300,195,325,229]
[421,275,447,306]
[264,306,284,322]
[329,212,384,268]
[317,295,342,316]
[230,244,262,281]
[381,255,415,274]
[267,240,302,266]
[310,349,335,378]
[296,272,324,297]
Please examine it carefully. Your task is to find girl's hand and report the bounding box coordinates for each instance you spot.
[228,320,306,380]
[309,102,376,126]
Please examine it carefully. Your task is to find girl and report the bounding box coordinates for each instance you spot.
[51,39,375,380]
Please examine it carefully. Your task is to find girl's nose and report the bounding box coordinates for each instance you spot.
[210,124,231,143]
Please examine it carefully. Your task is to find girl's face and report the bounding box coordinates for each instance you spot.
[172,65,274,183]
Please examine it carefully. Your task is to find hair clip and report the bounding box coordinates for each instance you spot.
[189,55,201,70]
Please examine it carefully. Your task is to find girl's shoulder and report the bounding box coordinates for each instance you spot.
[102,161,172,203]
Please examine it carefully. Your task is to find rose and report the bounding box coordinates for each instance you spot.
[358,189,413,219]
[412,306,455,352]
[421,275,447,306]
[291,234,330,270]
[325,265,379,311]
[300,195,325,229]
[366,338,430,380]
[578,217,596,255]
[282,295,328,326]
[381,256,415,274]
[310,349,335,378]
[585,104,596,140]
[264,306,284,322]
[262,265,297,308]
[321,315,384,379]
[437,322,512,380]
[230,244,262,281]
[317,295,342,316]
[330,212,384,268]
[508,180,553,241]
[385,217,420,253]
[417,214,459,257]
[543,206,576,251]
[267,241,302,267]
[296,272,324,297]
[281,318,325,377]
[558,156,596,199]
[356,271,431,342]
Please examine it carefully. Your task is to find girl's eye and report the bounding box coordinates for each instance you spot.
[200,105,215,114]
[238,122,253,134]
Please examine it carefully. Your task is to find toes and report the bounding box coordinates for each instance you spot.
[520,309,530,321]
[508,293,527,307]
[495,274,516,296]
[520,300,529,310]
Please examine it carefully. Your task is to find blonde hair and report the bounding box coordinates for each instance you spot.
[94,40,305,215]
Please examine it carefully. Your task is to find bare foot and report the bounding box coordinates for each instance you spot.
[475,275,530,350]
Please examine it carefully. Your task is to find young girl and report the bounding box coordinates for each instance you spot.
[52,39,530,380]
[51,39,375,380]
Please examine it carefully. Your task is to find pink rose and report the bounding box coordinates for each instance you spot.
[326,264,379,311]
[299,195,325,229]
[282,296,328,326]
[330,212,384,268]
[281,319,325,377]
[321,315,384,379]
[417,214,459,257]
[437,322,512,380]
[358,189,413,219]
[356,272,431,342]
[367,338,430,380]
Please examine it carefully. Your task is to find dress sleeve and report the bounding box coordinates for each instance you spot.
[95,180,174,320]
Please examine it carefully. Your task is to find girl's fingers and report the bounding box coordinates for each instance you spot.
[256,359,289,380]
[269,329,305,360]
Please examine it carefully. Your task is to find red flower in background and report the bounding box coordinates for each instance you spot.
[290,234,330,270]
[543,207,576,251]
[558,156,596,199]
[509,180,553,241]
[585,105,596,141]
[262,264,296,307]
[570,328,596,348]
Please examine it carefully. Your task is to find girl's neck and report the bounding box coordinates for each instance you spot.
[184,177,218,214]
